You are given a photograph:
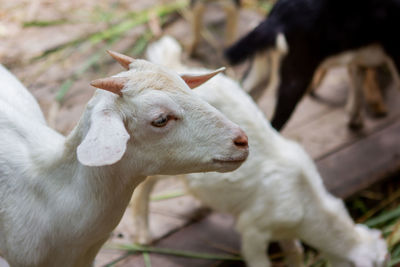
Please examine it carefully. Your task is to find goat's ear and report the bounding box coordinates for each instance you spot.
[90,77,128,96]
[77,110,130,166]
[180,67,225,89]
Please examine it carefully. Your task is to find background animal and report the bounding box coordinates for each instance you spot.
[131,36,388,267]
[309,45,397,128]
[225,0,400,130]
[0,54,248,266]
[188,0,240,55]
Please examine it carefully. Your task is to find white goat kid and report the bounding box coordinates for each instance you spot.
[0,53,249,267]
[131,36,388,267]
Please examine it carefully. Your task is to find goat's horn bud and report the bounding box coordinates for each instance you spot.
[90,77,128,96]
[180,67,226,89]
[107,50,135,70]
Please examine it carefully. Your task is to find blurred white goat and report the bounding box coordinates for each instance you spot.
[0,54,249,267]
[131,36,389,267]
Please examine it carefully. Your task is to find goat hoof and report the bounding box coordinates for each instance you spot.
[348,120,364,130]
[368,104,388,118]
[133,232,152,245]
[187,42,199,58]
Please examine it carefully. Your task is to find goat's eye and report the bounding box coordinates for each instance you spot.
[151,114,171,127]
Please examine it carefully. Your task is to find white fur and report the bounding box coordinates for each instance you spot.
[0,65,46,124]
[132,36,389,267]
[0,61,248,266]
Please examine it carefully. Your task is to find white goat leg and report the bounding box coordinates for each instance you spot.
[222,0,239,46]
[243,50,270,100]
[279,239,304,267]
[363,67,387,117]
[243,33,288,103]
[347,64,365,129]
[309,67,328,93]
[189,1,205,55]
[131,176,161,244]
[241,229,271,267]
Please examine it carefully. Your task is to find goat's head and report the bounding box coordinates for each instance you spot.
[76,51,249,175]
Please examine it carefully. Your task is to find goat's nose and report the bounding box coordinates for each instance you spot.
[233,130,248,148]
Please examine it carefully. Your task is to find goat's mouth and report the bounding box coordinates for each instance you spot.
[212,156,247,164]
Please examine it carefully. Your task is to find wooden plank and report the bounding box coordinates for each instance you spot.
[258,67,348,128]
[102,213,243,267]
[254,65,400,159]
[317,118,400,199]
[282,82,400,159]
[95,178,204,266]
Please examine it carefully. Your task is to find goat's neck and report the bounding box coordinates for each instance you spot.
[30,117,145,233]
[59,123,143,202]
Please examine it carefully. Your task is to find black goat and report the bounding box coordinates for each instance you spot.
[225,0,400,130]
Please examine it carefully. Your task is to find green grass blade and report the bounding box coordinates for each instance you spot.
[143,252,152,267]
[54,38,119,103]
[55,79,74,103]
[23,19,68,27]
[365,205,400,227]
[128,32,153,57]
[102,253,132,267]
[32,0,187,61]
[113,243,243,261]
[391,243,400,258]
[389,257,400,267]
